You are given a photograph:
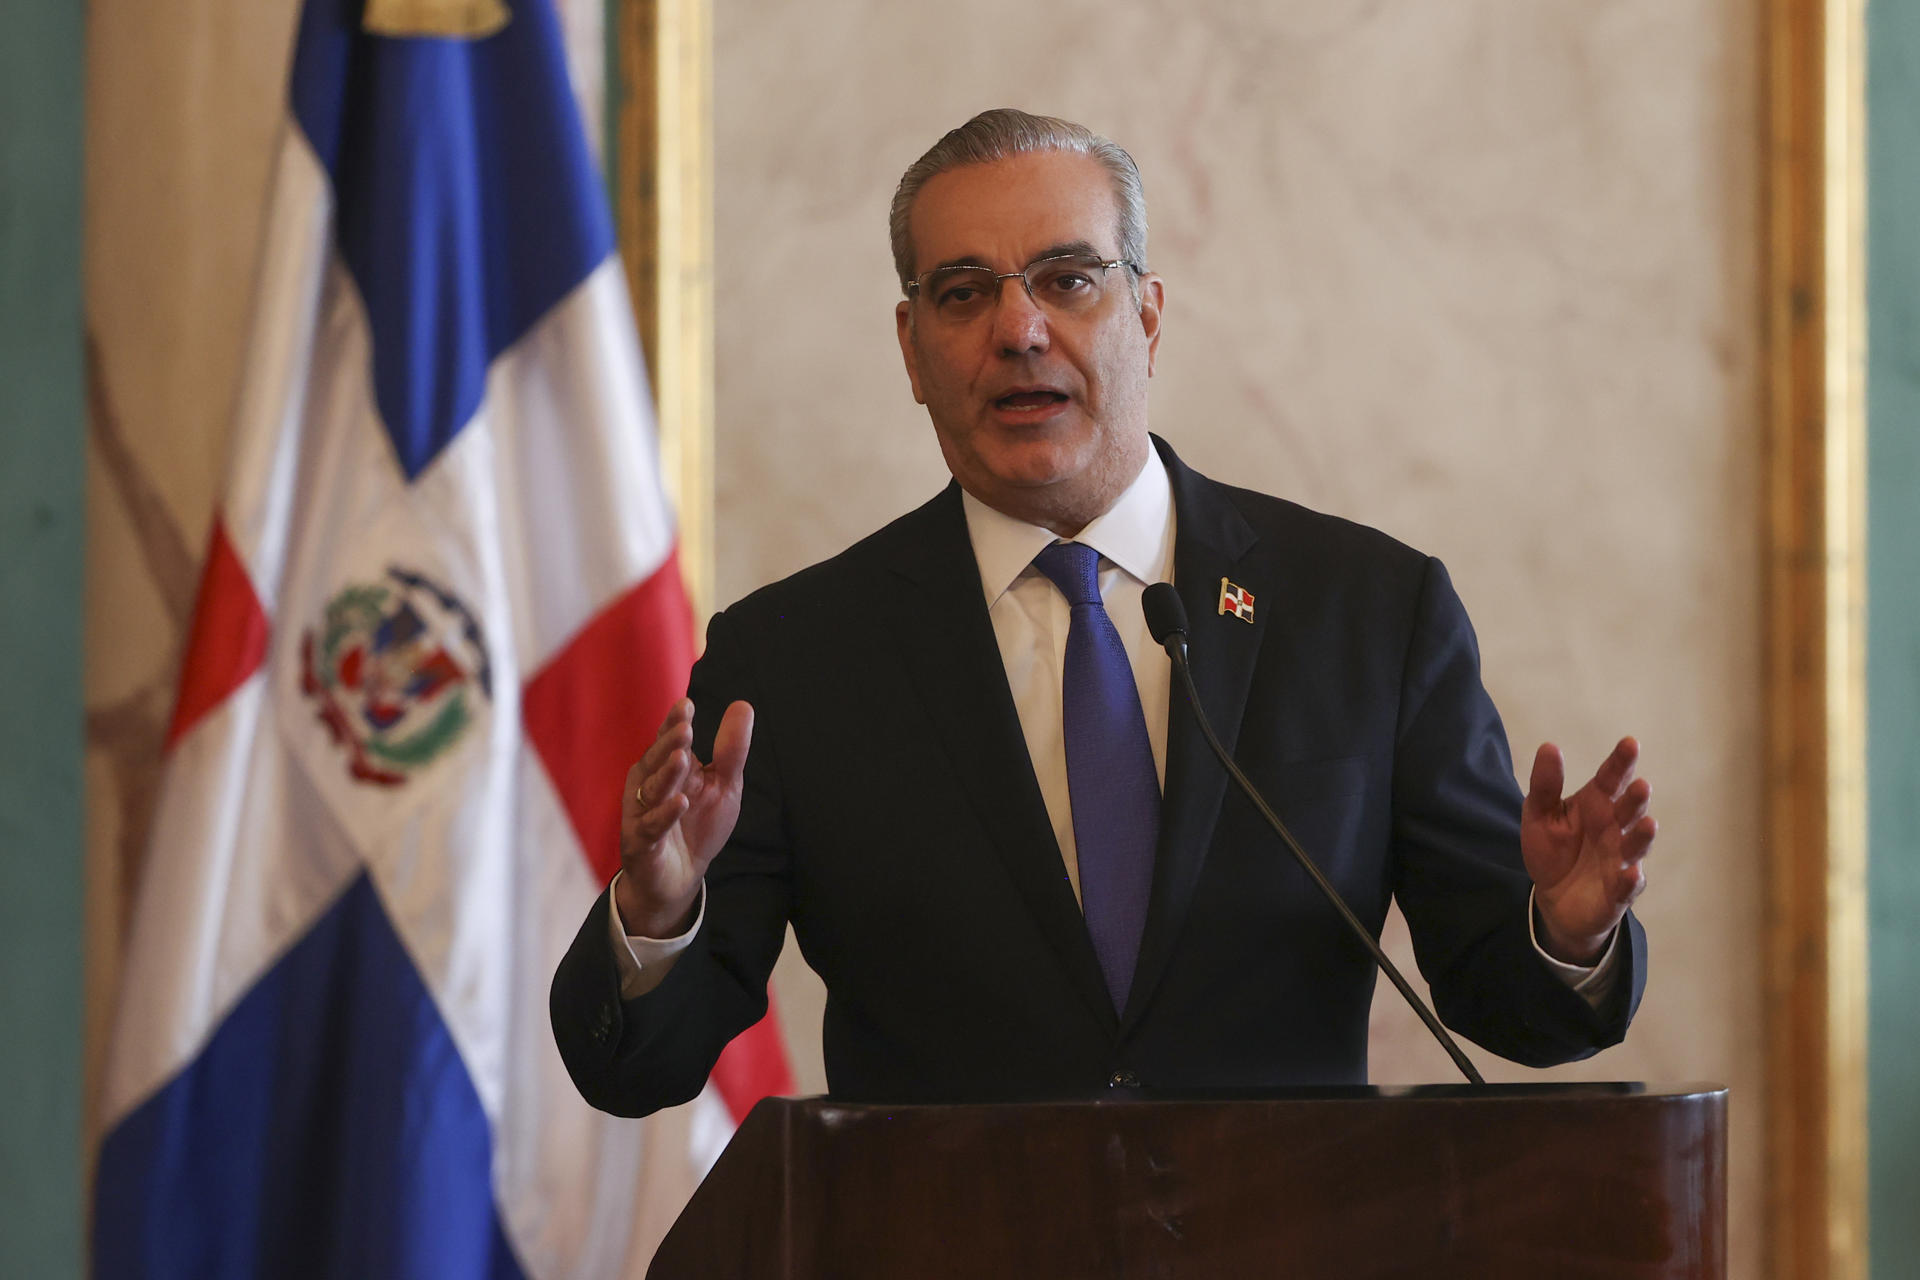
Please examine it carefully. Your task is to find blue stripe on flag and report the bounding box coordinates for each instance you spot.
[93,874,528,1280]
[288,0,613,480]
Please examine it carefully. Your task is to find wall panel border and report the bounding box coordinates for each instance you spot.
[613,0,714,618]
[1761,0,1869,1274]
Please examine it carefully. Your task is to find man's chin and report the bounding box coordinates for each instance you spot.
[977,431,1095,484]
[960,457,1116,532]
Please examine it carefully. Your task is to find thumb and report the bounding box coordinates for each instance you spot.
[711,700,755,786]
[1525,742,1565,818]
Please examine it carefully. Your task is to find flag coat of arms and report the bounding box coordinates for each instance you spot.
[92,1,790,1275]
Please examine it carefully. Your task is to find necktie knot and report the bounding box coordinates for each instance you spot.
[1034,541,1102,608]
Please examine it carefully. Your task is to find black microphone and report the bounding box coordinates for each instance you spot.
[1141,582,1485,1086]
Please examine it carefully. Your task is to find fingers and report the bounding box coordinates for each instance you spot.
[711,701,755,786]
[624,698,754,842]
[1622,813,1656,863]
[643,740,695,807]
[626,699,697,842]
[635,699,695,811]
[1591,736,1640,801]
[1603,750,1654,903]
[1612,777,1652,830]
[1606,813,1656,904]
[638,698,696,778]
[625,754,689,843]
[1524,743,1565,818]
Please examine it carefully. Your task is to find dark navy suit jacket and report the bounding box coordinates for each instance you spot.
[550,437,1644,1112]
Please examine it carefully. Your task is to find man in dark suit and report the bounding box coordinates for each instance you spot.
[551,110,1656,1113]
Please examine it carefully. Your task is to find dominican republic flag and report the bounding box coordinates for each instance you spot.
[1216,578,1255,623]
[92,1,792,1275]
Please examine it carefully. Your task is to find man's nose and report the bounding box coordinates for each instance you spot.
[992,278,1051,355]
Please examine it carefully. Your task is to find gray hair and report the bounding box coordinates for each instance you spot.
[889,108,1149,293]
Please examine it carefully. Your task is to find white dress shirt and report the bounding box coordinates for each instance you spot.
[609,451,1619,1007]
[961,451,1176,901]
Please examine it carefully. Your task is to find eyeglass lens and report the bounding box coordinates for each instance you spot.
[922,255,1115,320]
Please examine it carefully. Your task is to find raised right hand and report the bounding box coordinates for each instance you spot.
[613,698,754,938]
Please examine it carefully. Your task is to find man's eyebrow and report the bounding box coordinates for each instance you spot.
[924,240,1108,275]
[1031,240,1104,262]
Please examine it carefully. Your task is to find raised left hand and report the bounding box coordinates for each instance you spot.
[1521,737,1657,965]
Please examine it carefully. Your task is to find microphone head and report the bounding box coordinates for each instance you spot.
[1142,583,1188,647]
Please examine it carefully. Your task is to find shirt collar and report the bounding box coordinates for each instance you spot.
[961,450,1175,606]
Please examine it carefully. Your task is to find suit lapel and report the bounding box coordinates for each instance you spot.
[880,486,1118,1034]
[1121,439,1265,1034]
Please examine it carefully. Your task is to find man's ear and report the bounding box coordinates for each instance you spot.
[1137,274,1165,377]
[895,300,927,404]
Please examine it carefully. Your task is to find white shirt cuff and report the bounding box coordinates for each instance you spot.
[1527,887,1624,1010]
[607,872,705,1000]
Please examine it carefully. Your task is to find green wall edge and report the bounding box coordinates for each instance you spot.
[1867,2,1920,1274]
[0,1,88,1276]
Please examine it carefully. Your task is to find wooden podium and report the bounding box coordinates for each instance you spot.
[647,1083,1726,1279]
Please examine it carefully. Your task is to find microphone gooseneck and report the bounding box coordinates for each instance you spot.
[1141,583,1486,1086]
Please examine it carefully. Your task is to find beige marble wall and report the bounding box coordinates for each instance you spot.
[77,0,1764,1265]
[714,0,1763,1269]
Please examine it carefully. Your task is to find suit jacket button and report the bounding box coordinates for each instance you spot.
[1109,1070,1141,1088]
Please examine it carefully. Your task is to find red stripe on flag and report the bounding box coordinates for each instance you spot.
[522,550,696,883]
[165,516,271,750]
[712,1010,796,1123]
[526,550,796,1117]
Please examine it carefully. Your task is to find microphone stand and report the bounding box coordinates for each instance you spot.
[1153,595,1485,1086]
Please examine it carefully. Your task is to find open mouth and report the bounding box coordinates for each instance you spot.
[993,390,1070,411]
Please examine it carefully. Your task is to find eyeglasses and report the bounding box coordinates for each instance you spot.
[904,253,1137,322]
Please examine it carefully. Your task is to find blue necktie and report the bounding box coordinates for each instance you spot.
[1033,541,1160,1012]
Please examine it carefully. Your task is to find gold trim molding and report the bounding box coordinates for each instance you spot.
[1762,0,1869,1275]
[615,0,715,620]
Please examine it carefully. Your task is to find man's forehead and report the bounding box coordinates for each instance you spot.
[906,150,1121,275]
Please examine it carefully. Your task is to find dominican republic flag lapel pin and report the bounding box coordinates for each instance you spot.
[1218,578,1255,623]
